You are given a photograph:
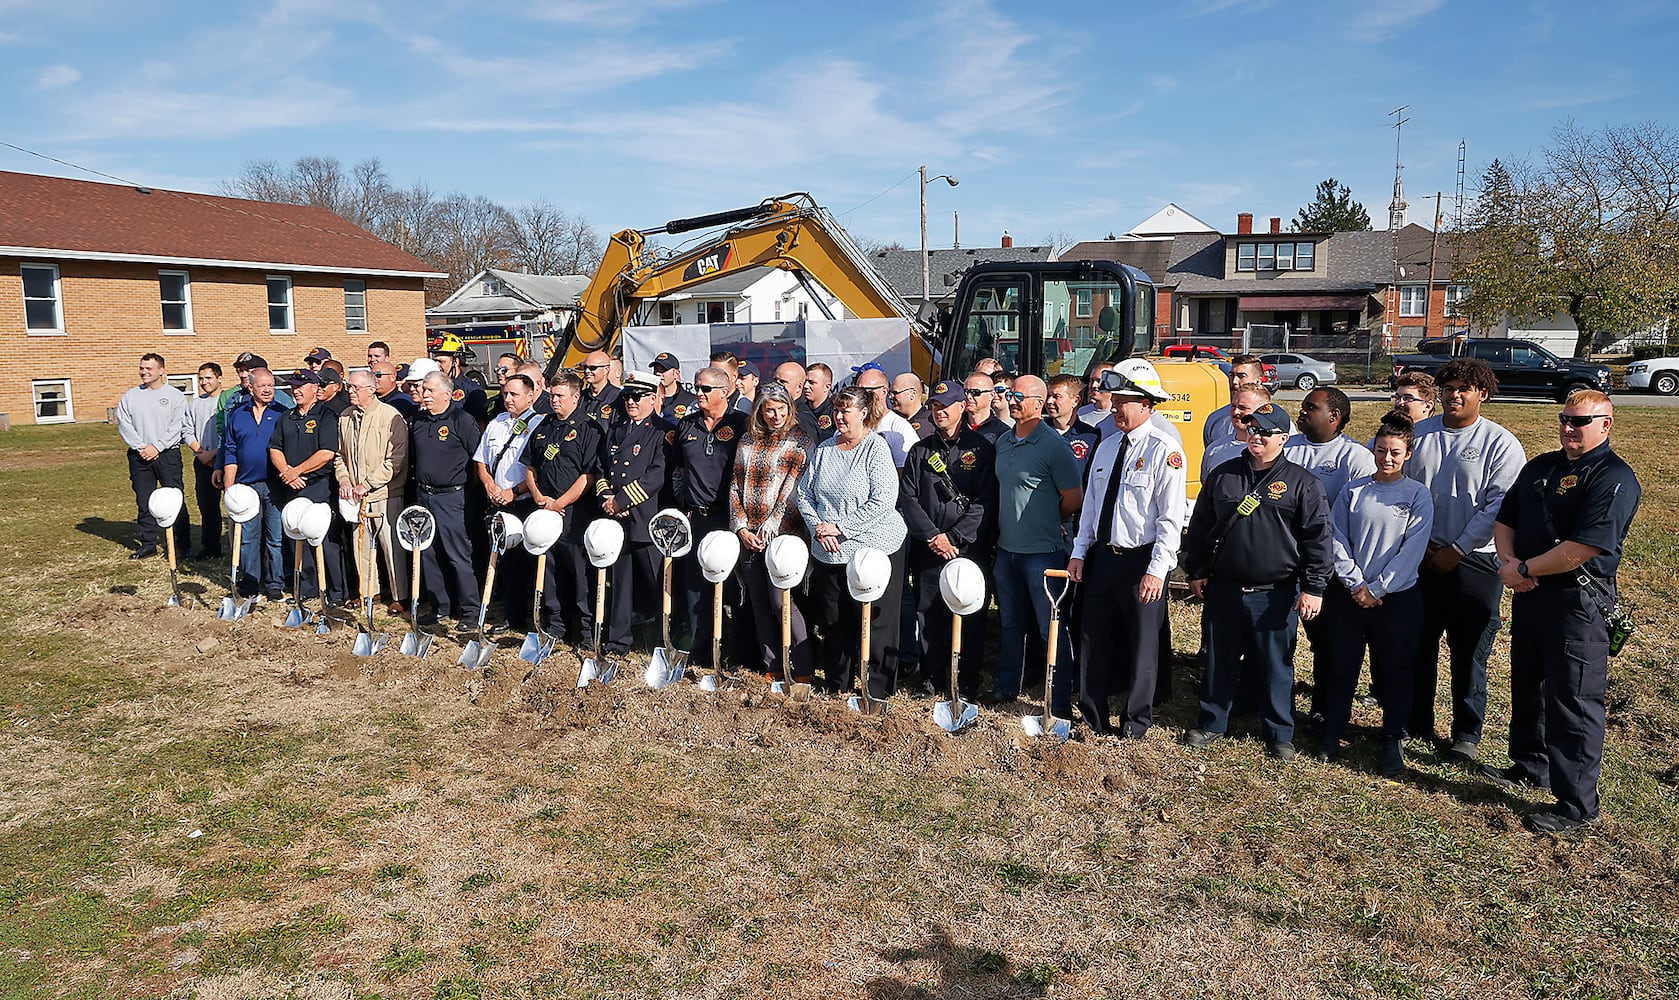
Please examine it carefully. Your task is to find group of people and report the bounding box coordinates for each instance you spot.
[113,341,1640,835]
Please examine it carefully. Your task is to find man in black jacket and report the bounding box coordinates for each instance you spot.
[899,379,997,700]
[1181,402,1334,760]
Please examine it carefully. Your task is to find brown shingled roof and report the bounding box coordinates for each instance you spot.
[0,169,445,276]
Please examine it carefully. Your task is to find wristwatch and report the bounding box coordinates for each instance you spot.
[1517,560,1532,579]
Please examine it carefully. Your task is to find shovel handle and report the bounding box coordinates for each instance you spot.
[858,600,872,701]
[1043,608,1060,723]
[165,528,178,572]
[481,553,500,612]
[781,593,793,683]
[661,557,673,649]
[315,544,327,597]
[593,566,608,654]
[950,611,963,703]
[229,521,243,581]
[294,539,305,601]
[712,580,724,673]
[532,552,548,630]
[408,532,422,613]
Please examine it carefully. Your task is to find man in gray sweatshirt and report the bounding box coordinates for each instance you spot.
[1404,358,1526,761]
[115,352,191,559]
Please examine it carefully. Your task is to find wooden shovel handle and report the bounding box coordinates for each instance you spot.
[532,552,547,626]
[165,528,178,572]
[858,600,872,697]
[712,581,723,671]
[662,558,673,648]
[781,594,793,681]
[229,522,242,578]
[315,544,327,595]
[950,611,963,702]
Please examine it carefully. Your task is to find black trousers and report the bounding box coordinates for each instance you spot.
[807,545,906,700]
[680,510,750,668]
[1412,552,1502,745]
[192,456,222,555]
[417,487,479,622]
[542,536,593,645]
[1300,581,1346,716]
[912,557,988,701]
[605,540,658,655]
[1507,584,1611,821]
[127,447,189,550]
[1322,584,1422,745]
[1078,545,1167,737]
[740,550,815,679]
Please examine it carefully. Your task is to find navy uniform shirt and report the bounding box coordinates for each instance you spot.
[321,391,353,417]
[378,389,419,423]
[900,428,997,570]
[805,397,837,443]
[523,411,603,538]
[595,412,672,543]
[967,415,1009,445]
[1496,443,1641,587]
[1057,418,1102,481]
[582,383,622,423]
[903,406,935,441]
[269,402,340,502]
[661,385,699,423]
[1182,454,1334,594]
[409,404,483,490]
[673,408,749,516]
[451,375,490,425]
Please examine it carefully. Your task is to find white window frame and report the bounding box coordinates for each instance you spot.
[1236,244,1256,272]
[22,263,63,334]
[267,275,294,333]
[1444,284,1469,316]
[343,279,367,332]
[1275,243,1294,270]
[1294,241,1315,271]
[1399,284,1428,317]
[32,378,73,423]
[1075,288,1093,318]
[159,269,192,334]
[166,373,199,396]
[658,302,677,325]
[1256,244,1276,271]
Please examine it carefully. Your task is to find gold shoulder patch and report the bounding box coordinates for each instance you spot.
[1166,451,1184,469]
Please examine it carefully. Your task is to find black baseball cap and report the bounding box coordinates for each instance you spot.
[286,369,325,387]
[651,352,681,373]
[1243,403,1292,436]
[928,380,965,407]
[234,352,268,370]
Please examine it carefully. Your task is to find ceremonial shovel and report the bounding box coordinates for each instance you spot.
[396,506,437,658]
[644,510,693,689]
[1021,569,1073,741]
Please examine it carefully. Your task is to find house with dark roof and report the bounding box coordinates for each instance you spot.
[426,268,591,370]
[0,169,445,425]
[869,236,1059,315]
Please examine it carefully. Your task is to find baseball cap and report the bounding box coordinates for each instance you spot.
[1243,402,1293,436]
[651,352,681,372]
[305,347,333,363]
[928,380,965,407]
[318,367,343,385]
[234,352,268,370]
[851,361,885,375]
[738,360,760,379]
[393,364,410,380]
[286,369,325,387]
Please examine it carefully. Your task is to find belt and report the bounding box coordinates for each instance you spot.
[419,483,465,494]
[1103,542,1151,556]
[1238,583,1277,593]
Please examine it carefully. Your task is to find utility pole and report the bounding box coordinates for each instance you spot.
[920,166,959,308]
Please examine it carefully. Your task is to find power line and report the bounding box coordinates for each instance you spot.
[837,169,919,219]
[0,139,145,188]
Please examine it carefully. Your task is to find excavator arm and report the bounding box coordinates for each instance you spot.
[560,194,929,370]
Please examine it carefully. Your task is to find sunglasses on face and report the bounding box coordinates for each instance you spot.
[1558,413,1609,427]
[495,366,514,375]
[1246,427,1289,438]
[695,384,726,394]
[1003,391,1042,404]
[963,388,991,398]
[581,363,611,372]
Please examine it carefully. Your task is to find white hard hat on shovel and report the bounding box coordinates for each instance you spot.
[846,546,891,603]
[765,535,810,590]
[338,497,362,523]
[224,483,261,524]
[584,518,625,568]
[281,497,314,540]
[697,530,740,584]
[147,487,184,529]
[939,558,987,616]
[522,509,565,555]
[302,503,334,547]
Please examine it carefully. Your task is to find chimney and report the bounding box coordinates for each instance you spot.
[1269,217,1281,234]
[1237,213,1253,235]
[1001,230,1014,248]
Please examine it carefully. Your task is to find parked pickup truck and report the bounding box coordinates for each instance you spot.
[1390,338,1611,401]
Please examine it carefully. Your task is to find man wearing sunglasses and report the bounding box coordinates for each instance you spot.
[673,367,750,667]
[578,349,622,423]
[653,352,698,422]
[1489,391,1639,834]
[1405,357,1526,764]
[962,372,1009,445]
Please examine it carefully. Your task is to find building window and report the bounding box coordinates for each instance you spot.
[267,276,293,332]
[160,270,192,333]
[1275,243,1294,270]
[22,264,62,332]
[1178,300,1192,331]
[658,302,677,325]
[167,373,198,395]
[32,379,73,423]
[1236,244,1256,272]
[1399,284,1428,317]
[1444,284,1469,316]
[344,279,367,332]
[1295,242,1315,271]
[1256,244,1276,270]
[773,300,782,321]
[1075,288,1093,317]
[1236,242,1315,272]
[702,301,735,323]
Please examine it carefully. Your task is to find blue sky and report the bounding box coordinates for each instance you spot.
[4,0,1677,253]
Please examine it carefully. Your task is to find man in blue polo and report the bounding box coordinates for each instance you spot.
[220,367,289,601]
[991,374,1083,709]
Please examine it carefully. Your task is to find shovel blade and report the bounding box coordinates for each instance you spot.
[846,694,888,717]
[283,606,307,628]
[353,630,388,657]
[399,632,431,658]
[644,646,685,689]
[769,680,786,695]
[933,699,980,734]
[698,672,719,692]
[316,615,331,636]
[789,682,813,703]
[458,639,493,670]
[216,596,239,621]
[577,657,601,688]
[519,631,555,666]
[1020,713,1072,741]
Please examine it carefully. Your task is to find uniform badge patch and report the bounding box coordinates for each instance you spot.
[665,430,677,444]
[304,419,317,433]
[717,426,735,442]
[818,415,833,429]
[1268,481,1289,498]
[1461,446,1482,461]
[675,404,689,418]
[564,428,578,442]
[438,426,450,441]
[1136,455,1146,471]
[1070,440,1089,461]
[911,421,922,432]
[959,450,977,469]
[1166,451,1184,469]
[1558,473,1579,494]
[633,443,642,456]
[452,388,465,402]
[600,406,612,419]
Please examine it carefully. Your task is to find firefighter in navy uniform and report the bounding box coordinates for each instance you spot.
[899,380,997,699]
[409,372,482,627]
[269,370,343,601]
[653,352,698,423]
[580,349,623,423]
[430,334,490,426]
[594,371,671,659]
[523,370,603,643]
[673,366,750,667]
[1489,390,1640,834]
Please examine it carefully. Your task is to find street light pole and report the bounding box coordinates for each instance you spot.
[920,165,959,308]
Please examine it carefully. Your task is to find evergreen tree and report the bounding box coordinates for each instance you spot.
[1293,178,1372,232]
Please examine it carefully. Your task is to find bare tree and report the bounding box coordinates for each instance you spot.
[435,194,518,282]
[219,159,294,203]
[508,199,604,275]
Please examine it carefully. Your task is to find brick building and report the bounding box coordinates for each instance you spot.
[0,170,445,425]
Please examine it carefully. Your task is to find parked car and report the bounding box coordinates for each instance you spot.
[1258,352,1338,391]
[1163,344,1278,390]
[1390,338,1611,401]
[1625,357,1679,395]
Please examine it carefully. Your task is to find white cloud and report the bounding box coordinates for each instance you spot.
[34,63,79,89]
[509,0,713,27]
[52,79,355,141]
[1345,0,1445,42]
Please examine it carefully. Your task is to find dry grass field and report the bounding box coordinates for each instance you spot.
[0,401,1675,999]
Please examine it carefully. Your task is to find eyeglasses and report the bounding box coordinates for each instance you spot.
[991,386,1010,396]
[695,384,726,395]
[1438,384,1475,396]
[1247,428,1290,438]
[1392,394,1425,404]
[581,363,611,372]
[889,387,918,397]
[1003,391,1043,404]
[494,366,514,375]
[861,384,888,393]
[1558,413,1610,427]
[963,388,991,398]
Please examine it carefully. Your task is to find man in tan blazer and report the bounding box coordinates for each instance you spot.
[336,370,411,612]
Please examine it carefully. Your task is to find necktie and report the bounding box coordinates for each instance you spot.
[1095,433,1131,548]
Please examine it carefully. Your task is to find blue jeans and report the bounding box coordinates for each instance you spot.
[236,481,285,597]
[993,547,1071,709]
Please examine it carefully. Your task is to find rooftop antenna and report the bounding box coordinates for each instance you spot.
[1377,105,1410,373]
[1388,106,1410,230]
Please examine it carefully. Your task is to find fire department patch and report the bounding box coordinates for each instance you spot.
[1166,451,1184,469]
[1070,440,1089,461]
[438,426,450,441]
[1267,480,1289,498]
[959,450,977,469]
[1558,473,1579,494]
[911,421,923,433]
[934,382,951,395]
[564,428,578,442]
[452,388,465,402]
[633,444,642,456]
[665,430,677,445]
[717,425,735,442]
[304,419,317,433]
[600,406,612,419]
[675,405,689,418]
[818,415,832,429]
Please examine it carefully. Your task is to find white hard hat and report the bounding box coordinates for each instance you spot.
[224,483,262,524]
[939,557,987,616]
[765,535,810,590]
[281,497,314,540]
[649,508,694,558]
[338,497,362,524]
[522,508,565,555]
[1110,358,1172,402]
[395,505,436,552]
[846,546,891,603]
[301,502,334,547]
[696,530,740,584]
[146,486,184,529]
[584,518,625,568]
[490,512,524,553]
[406,358,442,381]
